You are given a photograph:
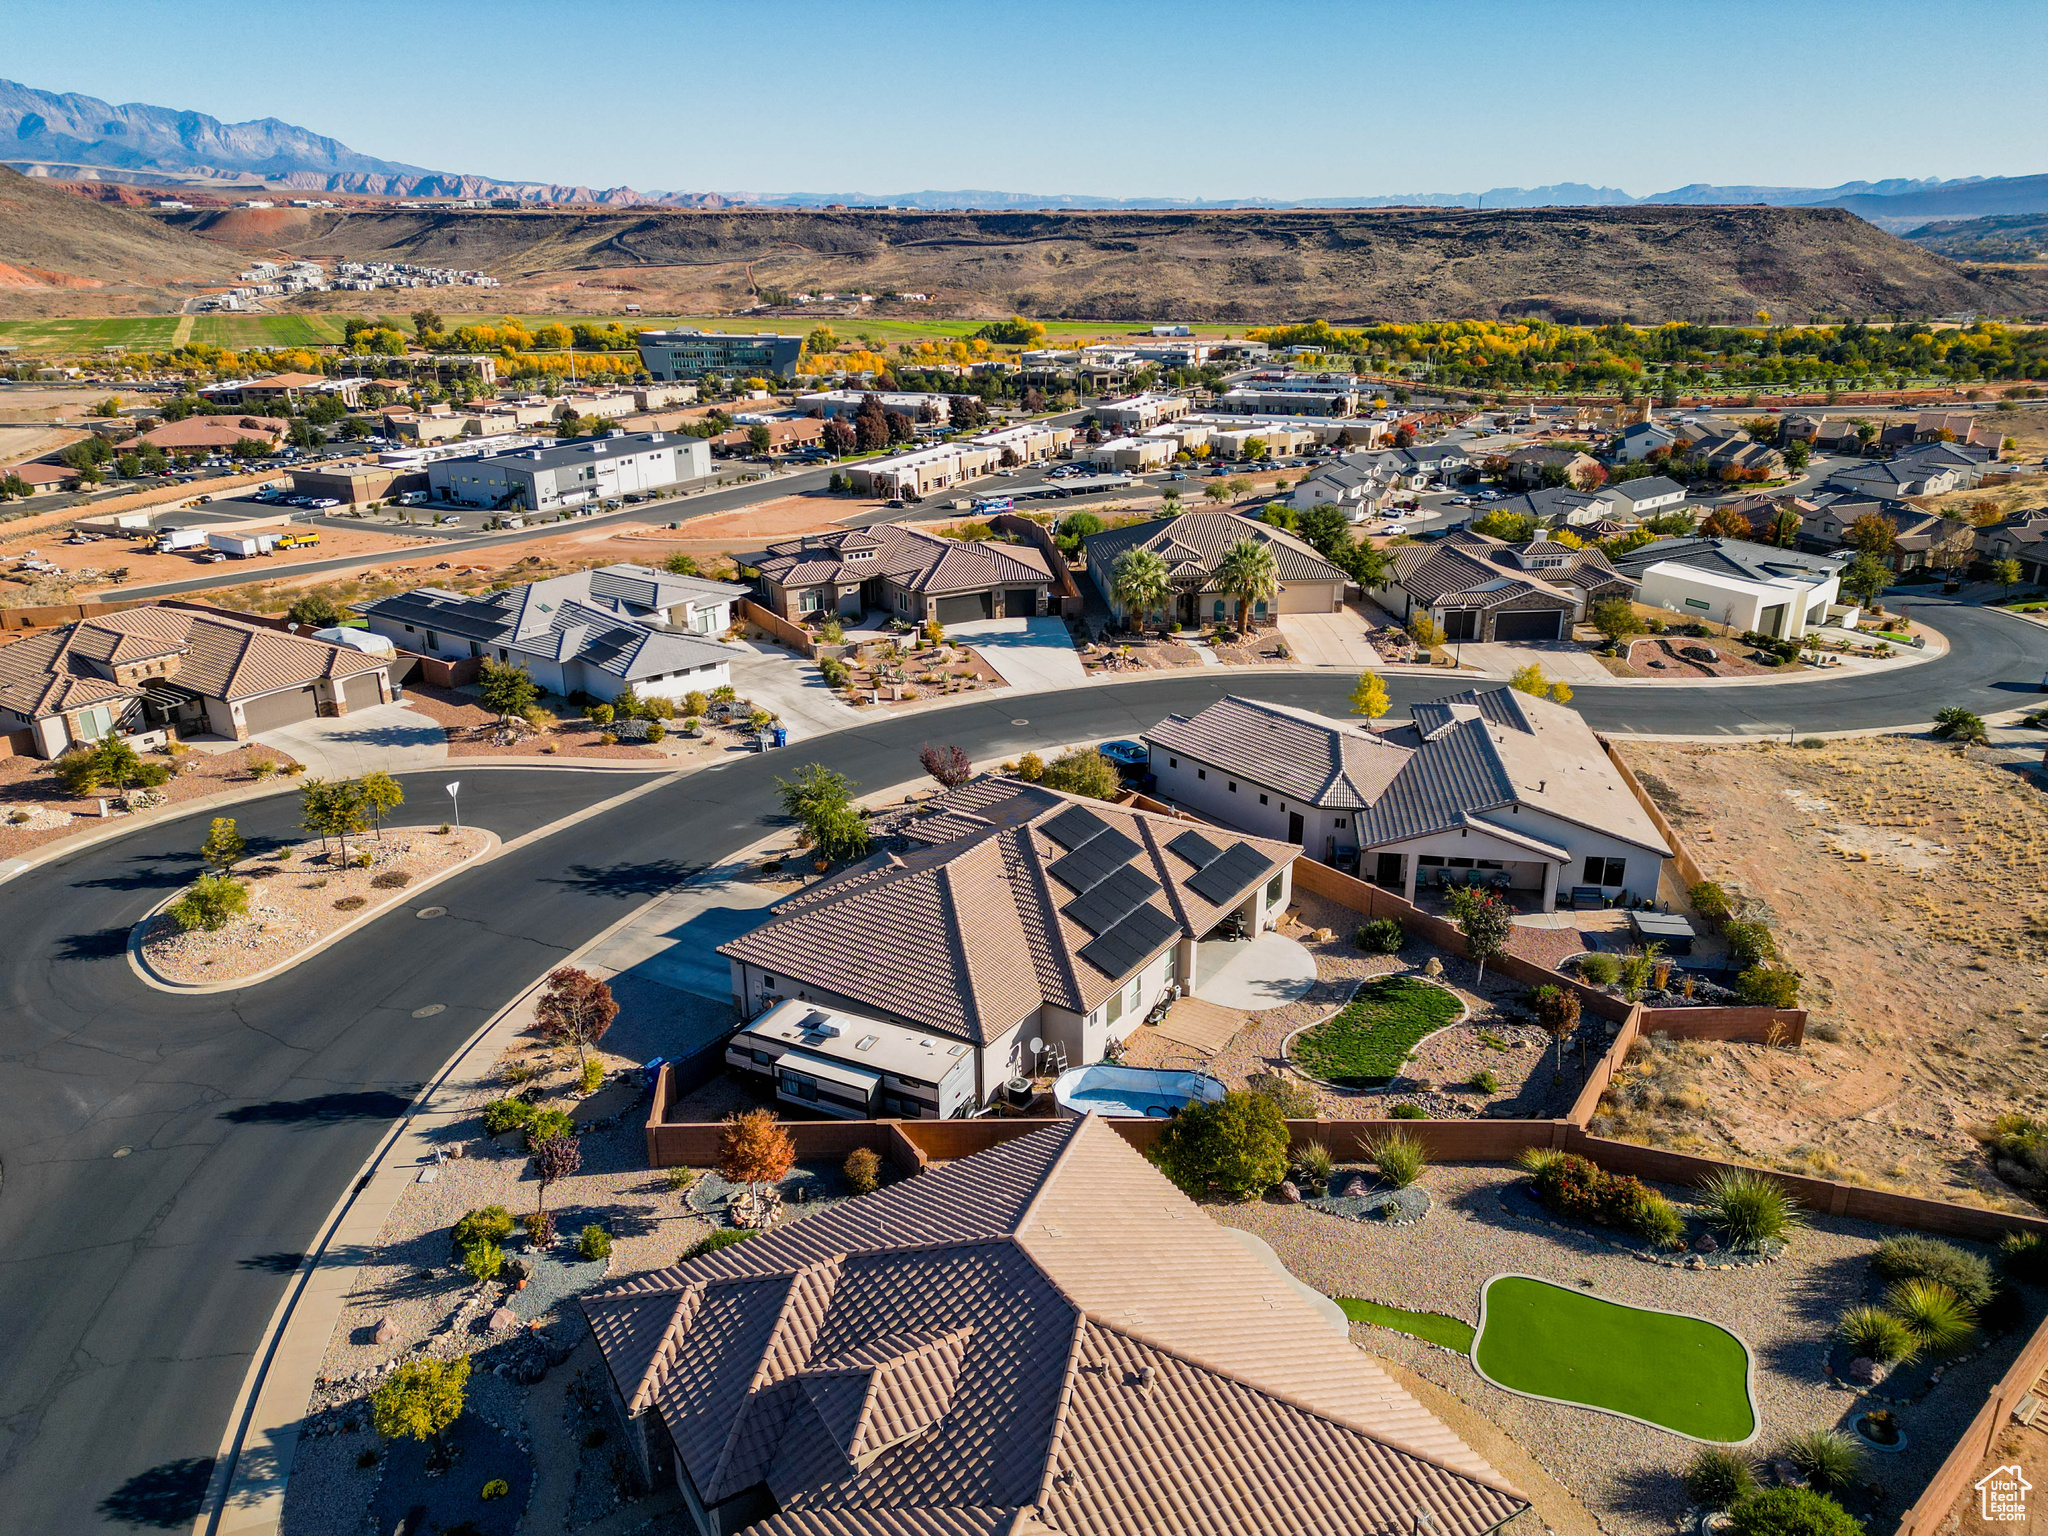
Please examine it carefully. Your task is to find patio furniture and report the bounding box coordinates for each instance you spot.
[1628,910,1696,956]
[1570,885,1606,911]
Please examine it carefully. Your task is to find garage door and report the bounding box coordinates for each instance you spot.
[935,592,993,625]
[1493,609,1564,642]
[1003,588,1040,618]
[342,671,385,711]
[239,683,321,734]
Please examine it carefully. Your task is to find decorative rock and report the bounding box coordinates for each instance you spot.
[447,1141,466,1160]
[372,1317,395,1346]
[1424,957,1444,978]
[1848,1357,1887,1385]
[487,1306,519,1333]
[1694,1231,1720,1253]
[1279,1180,1303,1204]
[1343,1175,1370,1199]
[1686,1255,1706,1270]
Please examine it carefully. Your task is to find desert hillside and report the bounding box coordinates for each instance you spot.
[0,167,240,315]
[161,201,2048,323]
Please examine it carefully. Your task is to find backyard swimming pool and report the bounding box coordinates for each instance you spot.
[1053,1064,1226,1119]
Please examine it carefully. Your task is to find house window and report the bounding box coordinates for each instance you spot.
[1258,793,1268,804]
[1417,855,1445,867]
[797,590,821,614]
[1106,990,1123,1027]
[1227,781,1237,793]
[1197,769,1206,780]
[1334,818,1348,829]
[1584,856,1626,887]
[760,974,776,989]
[424,630,440,651]
[1265,873,1284,906]
[1169,757,1177,768]
[75,704,114,743]
[1254,599,1268,618]
[1212,600,1225,621]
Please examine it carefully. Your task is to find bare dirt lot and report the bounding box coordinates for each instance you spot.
[1611,738,2048,1209]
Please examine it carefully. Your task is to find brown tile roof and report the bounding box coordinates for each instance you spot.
[584,1118,1526,1536]
[1146,697,1414,809]
[132,415,288,450]
[0,605,384,721]
[757,524,1050,596]
[1080,512,1346,587]
[719,781,1296,1038]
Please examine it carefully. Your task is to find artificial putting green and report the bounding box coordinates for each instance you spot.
[1338,1298,1476,1353]
[1472,1275,1755,1444]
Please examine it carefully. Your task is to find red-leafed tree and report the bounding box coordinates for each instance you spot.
[534,967,619,1070]
[919,743,973,788]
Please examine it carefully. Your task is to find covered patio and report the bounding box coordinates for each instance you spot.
[1363,818,1572,912]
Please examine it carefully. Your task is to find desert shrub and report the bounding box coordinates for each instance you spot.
[1038,747,1121,801]
[1837,1305,1919,1365]
[2001,1230,2048,1285]
[1526,1152,1655,1229]
[1352,917,1405,954]
[333,895,368,912]
[371,869,412,889]
[481,1099,535,1135]
[1736,966,1802,1007]
[1155,1090,1291,1201]
[462,1238,503,1284]
[1471,1069,1501,1094]
[1578,953,1620,986]
[579,1057,604,1095]
[481,1479,510,1501]
[643,696,674,720]
[1516,1147,1570,1179]
[1630,1189,1686,1248]
[587,704,615,726]
[524,1209,556,1247]
[1775,1429,1868,1495]
[1368,1131,1426,1188]
[1292,1140,1335,1189]
[1872,1234,1996,1309]
[451,1205,515,1252]
[1723,918,1777,966]
[1389,1103,1427,1119]
[843,1147,882,1196]
[663,1166,698,1193]
[683,1228,755,1261]
[1981,1113,2048,1188]
[1728,1488,1861,1536]
[1686,1447,1757,1509]
[1885,1278,1977,1352]
[168,874,250,932]
[1701,1168,1802,1247]
[1245,1071,1318,1118]
[1617,947,1657,1000]
[577,1224,612,1261]
[527,1108,575,1145]
[1689,880,1734,925]
[645,720,666,744]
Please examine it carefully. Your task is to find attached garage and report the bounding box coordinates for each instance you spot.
[1491,609,1565,642]
[239,683,321,734]
[934,592,994,625]
[1002,588,1040,618]
[341,671,387,712]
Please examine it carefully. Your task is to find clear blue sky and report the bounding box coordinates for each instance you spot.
[10,0,2045,198]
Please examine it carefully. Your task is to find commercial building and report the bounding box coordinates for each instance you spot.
[1145,689,1669,906]
[1093,392,1191,432]
[1085,435,1175,472]
[791,390,951,424]
[426,431,712,511]
[843,424,1074,499]
[636,328,806,380]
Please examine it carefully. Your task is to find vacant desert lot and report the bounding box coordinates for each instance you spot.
[1613,738,2048,1209]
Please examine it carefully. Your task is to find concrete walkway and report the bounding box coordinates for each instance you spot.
[944,615,1089,690]
[251,701,448,776]
[1193,932,1320,1010]
[726,639,863,743]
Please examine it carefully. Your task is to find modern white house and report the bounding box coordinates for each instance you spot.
[1611,536,1844,639]
[1144,689,1669,909]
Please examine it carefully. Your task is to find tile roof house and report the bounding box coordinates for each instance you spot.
[124,414,289,453]
[751,523,1053,628]
[585,1114,1528,1536]
[0,604,390,757]
[1372,535,1632,644]
[359,563,743,704]
[1798,497,1974,573]
[1484,486,1606,527]
[1080,511,1348,628]
[1978,509,2048,584]
[719,778,1298,1105]
[1146,688,1668,903]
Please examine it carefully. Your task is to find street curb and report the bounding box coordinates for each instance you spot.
[126,825,503,995]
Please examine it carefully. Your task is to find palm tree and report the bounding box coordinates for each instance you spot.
[1214,538,1279,636]
[1110,547,1173,630]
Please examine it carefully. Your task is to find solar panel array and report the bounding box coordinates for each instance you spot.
[1168,829,1224,870]
[1061,863,1162,936]
[1077,904,1182,978]
[1187,842,1279,906]
[1042,804,1110,851]
[1046,827,1143,894]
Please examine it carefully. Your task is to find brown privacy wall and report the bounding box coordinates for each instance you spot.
[1895,1319,2048,1536]
[1639,1005,1806,1045]
[737,598,819,658]
[1598,736,1708,891]
[989,512,1085,617]
[1567,1003,1644,1127]
[0,598,148,630]
[401,652,482,688]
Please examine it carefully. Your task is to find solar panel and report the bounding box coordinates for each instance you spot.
[1042,805,1109,851]
[1078,903,1182,978]
[1167,829,1224,870]
[1045,827,1143,893]
[1062,863,1161,936]
[1188,842,1279,906]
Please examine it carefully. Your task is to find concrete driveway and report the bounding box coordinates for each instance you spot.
[1279,610,1387,669]
[251,700,448,776]
[727,640,863,743]
[1456,639,1615,684]
[943,615,1088,690]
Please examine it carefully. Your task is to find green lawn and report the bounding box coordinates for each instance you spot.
[1287,976,1464,1087]
[1473,1276,1756,1444]
[1337,1298,1476,1352]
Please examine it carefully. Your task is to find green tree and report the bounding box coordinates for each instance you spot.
[301,777,368,861]
[776,762,870,862]
[747,424,772,454]
[1590,597,1645,647]
[477,659,539,723]
[1155,1090,1291,1201]
[1038,747,1122,800]
[1782,439,1810,473]
[360,770,404,833]
[168,873,251,932]
[1764,508,1802,548]
[1214,538,1279,633]
[1298,503,1352,559]
[409,308,444,344]
[1447,885,1514,985]
[372,1354,470,1466]
[286,593,341,628]
[1990,557,2023,596]
[1349,670,1390,719]
[200,816,245,875]
[55,736,147,796]
[662,551,700,576]
[1110,547,1173,627]
[1203,482,1230,504]
[1841,552,1891,609]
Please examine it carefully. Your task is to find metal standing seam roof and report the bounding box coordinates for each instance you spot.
[718,780,1298,1033]
[583,1117,1527,1536]
[1079,512,1348,587]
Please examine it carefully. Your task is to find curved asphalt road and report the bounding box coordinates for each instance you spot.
[2,592,2043,1532]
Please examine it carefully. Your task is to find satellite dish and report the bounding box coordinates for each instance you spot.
[1029,1037,1043,1053]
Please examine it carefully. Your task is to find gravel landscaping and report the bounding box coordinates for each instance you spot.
[1213,1162,2047,1536]
[0,741,296,861]
[137,825,489,984]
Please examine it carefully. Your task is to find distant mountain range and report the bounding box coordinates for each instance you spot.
[3,78,2044,232]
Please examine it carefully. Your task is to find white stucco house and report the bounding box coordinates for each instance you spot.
[1610,536,1844,639]
[1143,689,1670,909]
